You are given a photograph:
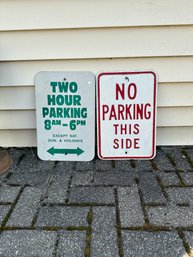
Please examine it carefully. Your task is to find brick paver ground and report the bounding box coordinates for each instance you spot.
[0,146,193,256]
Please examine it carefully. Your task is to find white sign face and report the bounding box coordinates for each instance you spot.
[35,71,95,161]
[97,71,157,160]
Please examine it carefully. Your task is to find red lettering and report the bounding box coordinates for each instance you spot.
[113,124,119,135]
[134,124,140,134]
[113,139,119,149]
[116,83,125,100]
[116,83,137,100]
[112,138,140,149]
[136,104,143,119]
[128,83,137,100]
[117,105,125,119]
[144,103,151,119]
[125,104,132,119]
[126,139,132,148]
[109,105,117,120]
[134,138,140,149]
[102,105,109,120]
[120,124,127,135]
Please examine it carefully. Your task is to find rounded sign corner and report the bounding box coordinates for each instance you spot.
[84,154,95,162]
[34,71,47,79]
[97,150,106,160]
[34,71,50,85]
[149,150,156,160]
[146,70,158,84]
[86,71,96,78]
[97,72,107,80]
[37,151,47,161]
[147,70,157,77]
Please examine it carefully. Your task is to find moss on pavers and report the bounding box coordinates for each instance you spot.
[1,186,24,228]
[114,189,124,257]
[85,208,92,257]
[182,149,193,169]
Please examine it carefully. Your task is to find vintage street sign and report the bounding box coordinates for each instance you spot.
[35,71,95,161]
[97,71,157,160]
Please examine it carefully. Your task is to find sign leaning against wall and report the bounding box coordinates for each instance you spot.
[35,71,95,161]
[97,71,157,160]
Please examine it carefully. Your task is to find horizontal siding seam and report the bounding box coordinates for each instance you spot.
[2,55,193,62]
[1,23,193,32]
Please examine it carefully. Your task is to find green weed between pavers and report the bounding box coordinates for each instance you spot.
[85,232,91,257]
[142,223,172,231]
[177,228,193,256]
[164,184,193,189]
[1,227,36,231]
[1,186,25,228]
[176,171,186,186]
[87,209,93,225]
[134,180,150,224]
[182,150,193,169]
[121,224,172,231]
[155,176,165,188]
[85,208,92,257]
[114,188,124,257]
[177,203,190,207]
[130,160,136,168]
[42,226,61,231]
[166,153,176,167]
[151,160,158,170]
[155,176,169,200]
[66,226,87,231]
[145,203,167,207]
[117,237,124,257]
[112,160,116,168]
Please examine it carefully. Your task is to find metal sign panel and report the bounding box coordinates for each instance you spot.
[35,71,95,161]
[97,71,157,160]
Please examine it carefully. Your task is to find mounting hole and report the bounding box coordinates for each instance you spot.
[65,153,67,155]
[63,78,66,81]
[125,151,128,154]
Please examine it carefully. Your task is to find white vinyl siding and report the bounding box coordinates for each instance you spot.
[0,0,193,146]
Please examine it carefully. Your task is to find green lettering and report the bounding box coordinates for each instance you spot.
[63,108,70,118]
[50,108,57,118]
[81,108,87,118]
[50,82,57,93]
[58,82,68,93]
[73,95,81,105]
[64,95,73,106]
[56,108,63,118]
[44,120,51,130]
[42,107,49,117]
[56,95,65,105]
[69,82,78,93]
[48,95,56,105]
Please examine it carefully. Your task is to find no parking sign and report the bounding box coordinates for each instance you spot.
[97,71,157,160]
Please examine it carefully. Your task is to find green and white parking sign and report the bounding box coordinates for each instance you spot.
[35,71,95,161]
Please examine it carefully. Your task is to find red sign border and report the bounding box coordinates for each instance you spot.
[97,71,157,160]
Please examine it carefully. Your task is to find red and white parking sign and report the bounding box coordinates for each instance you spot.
[97,71,157,160]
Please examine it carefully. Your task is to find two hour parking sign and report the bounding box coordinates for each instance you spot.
[35,71,95,161]
[97,71,157,160]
